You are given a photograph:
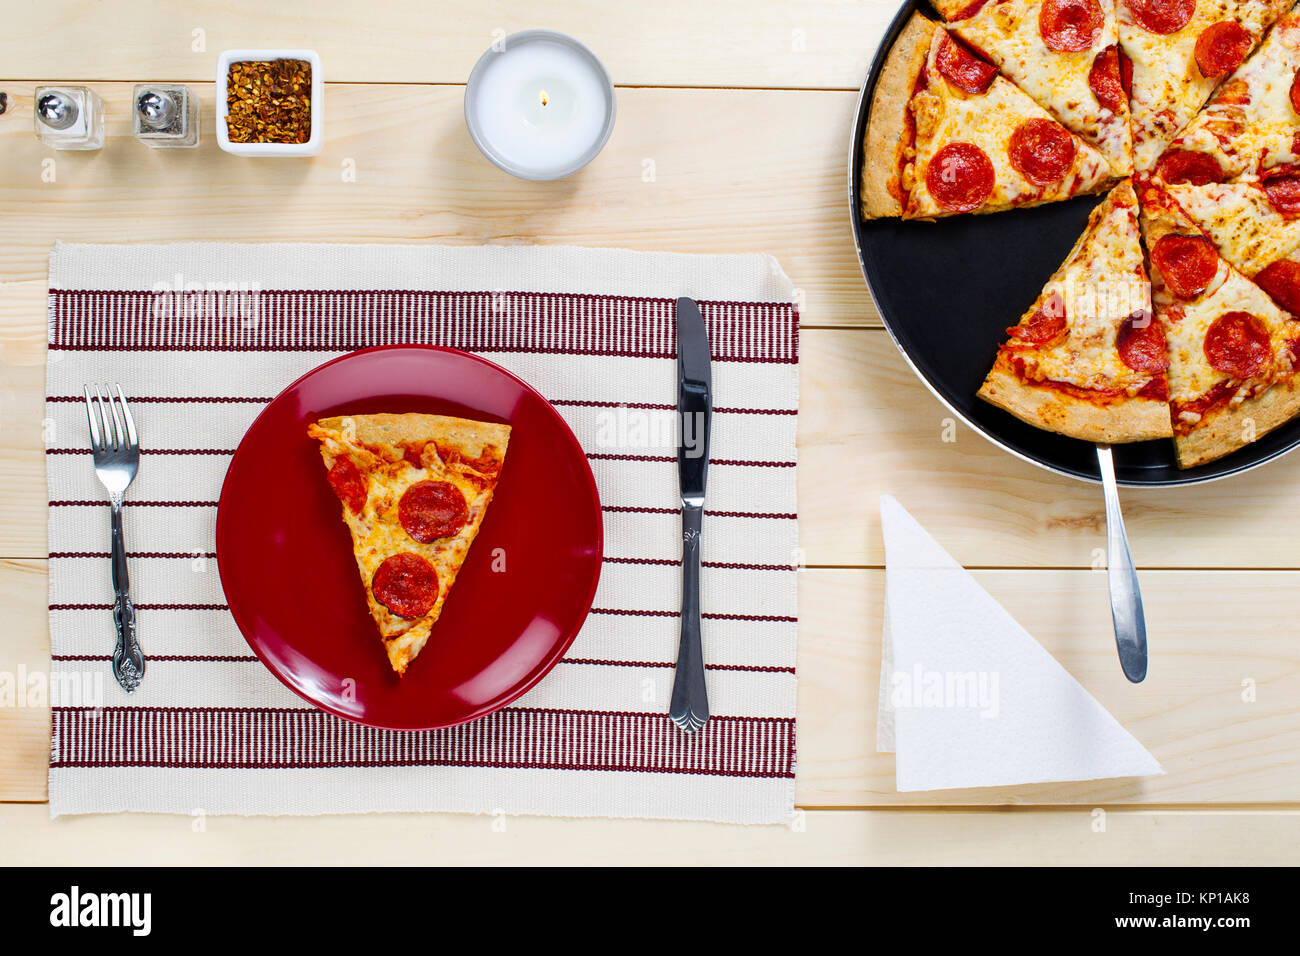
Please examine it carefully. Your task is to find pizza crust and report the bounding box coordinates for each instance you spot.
[1175,377,1300,468]
[978,362,1173,443]
[861,12,936,219]
[316,412,511,461]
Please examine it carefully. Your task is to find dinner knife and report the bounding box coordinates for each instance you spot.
[669,296,712,732]
[1096,445,1148,683]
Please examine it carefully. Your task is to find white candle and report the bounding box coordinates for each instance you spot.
[465,31,615,181]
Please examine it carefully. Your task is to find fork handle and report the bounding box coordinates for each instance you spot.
[109,499,145,692]
[669,503,709,732]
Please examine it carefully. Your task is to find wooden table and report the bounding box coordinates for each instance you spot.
[2,0,1298,866]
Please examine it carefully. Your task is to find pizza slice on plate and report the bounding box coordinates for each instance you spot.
[1163,180,1300,312]
[1138,178,1300,467]
[308,413,511,675]
[861,12,1114,219]
[1119,0,1291,172]
[1155,9,1300,185]
[932,0,1135,177]
[978,178,1173,441]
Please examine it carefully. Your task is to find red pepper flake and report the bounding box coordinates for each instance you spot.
[225,59,311,144]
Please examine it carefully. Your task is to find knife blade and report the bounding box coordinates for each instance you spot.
[669,296,712,732]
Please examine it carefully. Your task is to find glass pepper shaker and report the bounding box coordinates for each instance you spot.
[133,84,199,148]
[34,86,105,150]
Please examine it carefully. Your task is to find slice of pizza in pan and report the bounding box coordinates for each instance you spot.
[932,0,1135,178]
[1138,178,1300,467]
[1119,0,1291,172]
[1163,180,1300,313]
[861,12,1114,219]
[307,413,511,676]
[1154,9,1300,185]
[978,178,1173,441]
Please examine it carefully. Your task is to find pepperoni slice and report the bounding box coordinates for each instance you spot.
[1119,45,1133,95]
[326,458,367,514]
[1204,311,1272,378]
[1008,119,1077,185]
[936,34,998,94]
[1255,259,1300,314]
[1126,0,1195,36]
[1040,0,1104,53]
[1089,45,1125,112]
[1263,174,1300,217]
[1008,292,1068,345]
[925,142,995,212]
[949,0,992,20]
[372,552,438,619]
[1155,149,1224,185]
[1151,233,1219,299]
[1291,69,1300,114]
[1194,21,1253,79]
[1116,310,1169,372]
[399,480,468,543]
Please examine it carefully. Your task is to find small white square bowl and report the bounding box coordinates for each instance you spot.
[216,49,322,157]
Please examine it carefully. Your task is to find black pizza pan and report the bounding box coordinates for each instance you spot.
[848,1,1300,485]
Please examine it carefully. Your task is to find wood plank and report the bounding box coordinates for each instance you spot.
[2,802,1297,866]
[5,560,1299,807]
[0,83,873,338]
[799,331,1300,570]
[0,0,894,90]
[8,331,1300,568]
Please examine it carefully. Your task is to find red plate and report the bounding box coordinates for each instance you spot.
[216,345,603,730]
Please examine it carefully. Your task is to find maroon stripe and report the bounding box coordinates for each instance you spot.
[549,399,797,415]
[49,447,793,468]
[52,653,257,663]
[562,658,795,674]
[602,556,795,572]
[49,654,793,674]
[50,603,228,611]
[48,448,233,456]
[49,500,219,508]
[603,505,796,520]
[52,603,794,622]
[49,551,218,559]
[48,395,796,415]
[49,705,795,778]
[590,608,797,623]
[47,395,275,404]
[47,290,798,363]
[47,552,794,571]
[587,453,795,467]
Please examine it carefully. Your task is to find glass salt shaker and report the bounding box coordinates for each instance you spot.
[34,86,105,150]
[133,84,199,148]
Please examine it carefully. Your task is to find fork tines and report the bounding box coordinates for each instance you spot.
[83,383,138,455]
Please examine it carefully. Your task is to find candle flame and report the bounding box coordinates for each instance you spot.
[539,89,549,107]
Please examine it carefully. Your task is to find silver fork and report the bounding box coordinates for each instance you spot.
[84,384,145,692]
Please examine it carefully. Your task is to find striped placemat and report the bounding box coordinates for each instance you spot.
[45,243,799,823]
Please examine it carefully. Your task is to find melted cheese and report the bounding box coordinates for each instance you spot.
[309,420,504,667]
[1011,180,1156,392]
[1141,187,1299,407]
[950,0,1134,176]
[1164,13,1300,179]
[1166,181,1300,275]
[1120,0,1287,171]
[908,26,1113,216]
[1161,266,1297,405]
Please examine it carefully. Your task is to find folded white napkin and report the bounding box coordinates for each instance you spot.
[877,495,1162,791]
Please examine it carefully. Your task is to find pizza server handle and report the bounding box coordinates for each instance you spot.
[1096,445,1148,683]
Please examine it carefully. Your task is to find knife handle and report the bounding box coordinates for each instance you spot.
[669,503,709,732]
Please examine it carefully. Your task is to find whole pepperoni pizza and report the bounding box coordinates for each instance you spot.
[307,413,510,675]
[861,1,1300,469]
